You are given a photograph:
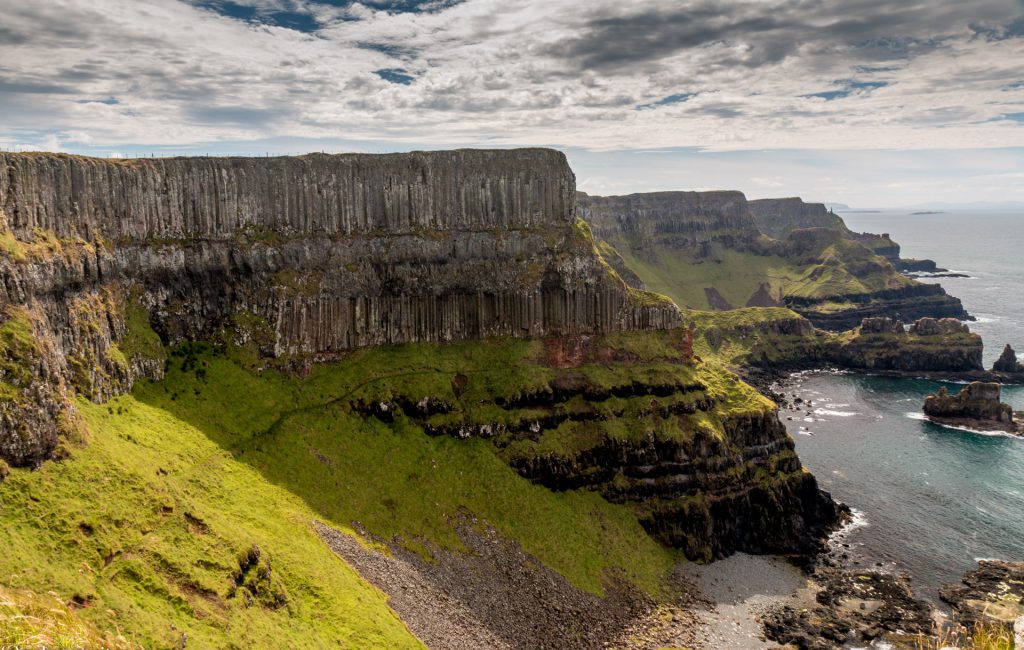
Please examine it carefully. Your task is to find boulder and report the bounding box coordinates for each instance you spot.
[858,317,904,335]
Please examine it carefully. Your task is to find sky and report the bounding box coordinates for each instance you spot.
[1,0,1024,207]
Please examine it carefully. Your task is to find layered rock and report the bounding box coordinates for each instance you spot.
[580,190,760,261]
[923,382,1021,434]
[827,317,983,373]
[784,284,969,331]
[360,329,842,562]
[0,150,681,466]
[748,198,851,240]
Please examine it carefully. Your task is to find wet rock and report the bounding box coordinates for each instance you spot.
[939,560,1024,630]
[762,568,933,649]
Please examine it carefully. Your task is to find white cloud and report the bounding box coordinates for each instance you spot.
[1,0,1024,204]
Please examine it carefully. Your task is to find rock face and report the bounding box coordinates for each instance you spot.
[923,382,1021,433]
[783,284,969,331]
[361,330,843,562]
[580,190,759,260]
[939,560,1024,630]
[993,344,1024,373]
[748,198,851,240]
[0,150,681,466]
[830,317,983,373]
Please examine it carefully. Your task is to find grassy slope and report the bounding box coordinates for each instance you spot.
[608,238,909,312]
[684,307,825,369]
[0,332,703,646]
[0,386,422,649]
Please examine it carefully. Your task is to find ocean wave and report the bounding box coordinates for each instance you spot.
[828,508,869,546]
[906,412,1024,438]
[816,409,858,417]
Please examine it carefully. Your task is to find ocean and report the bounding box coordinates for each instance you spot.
[784,210,1024,602]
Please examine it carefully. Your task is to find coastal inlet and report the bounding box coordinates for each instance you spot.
[779,371,1024,601]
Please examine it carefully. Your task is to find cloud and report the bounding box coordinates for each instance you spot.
[0,0,1022,156]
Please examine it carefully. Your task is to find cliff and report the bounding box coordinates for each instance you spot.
[689,310,984,377]
[0,150,680,466]
[583,191,968,329]
[748,198,851,240]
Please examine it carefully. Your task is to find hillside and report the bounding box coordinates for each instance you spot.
[0,149,839,648]
[583,192,967,330]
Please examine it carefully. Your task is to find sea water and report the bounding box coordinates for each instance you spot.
[784,210,1024,601]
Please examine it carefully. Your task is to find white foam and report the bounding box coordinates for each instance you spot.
[816,409,859,417]
[906,412,1024,439]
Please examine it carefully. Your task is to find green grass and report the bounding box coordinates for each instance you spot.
[0,331,725,645]
[600,234,911,312]
[0,389,422,649]
[137,337,684,596]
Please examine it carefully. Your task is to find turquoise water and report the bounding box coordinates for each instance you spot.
[785,210,1024,601]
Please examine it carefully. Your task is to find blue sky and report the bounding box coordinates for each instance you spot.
[1,0,1023,206]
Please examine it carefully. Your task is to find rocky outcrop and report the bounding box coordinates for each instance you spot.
[784,284,969,331]
[702,312,984,377]
[939,560,1024,630]
[849,232,900,262]
[923,382,1021,434]
[993,344,1024,373]
[763,567,932,650]
[0,150,682,466]
[829,317,983,373]
[748,198,851,240]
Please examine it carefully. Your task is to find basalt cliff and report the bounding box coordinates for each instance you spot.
[0,148,838,567]
[583,192,968,330]
[0,149,681,466]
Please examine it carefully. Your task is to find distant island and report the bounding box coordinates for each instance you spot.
[911,211,947,215]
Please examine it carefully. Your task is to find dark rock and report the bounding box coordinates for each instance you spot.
[748,198,851,240]
[857,317,904,335]
[923,382,1021,434]
[784,284,970,331]
[745,281,782,308]
[763,567,933,650]
[993,344,1024,374]
[939,560,1024,630]
[704,287,735,311]
[895,258,939,273]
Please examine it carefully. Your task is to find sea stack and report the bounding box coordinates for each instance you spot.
[993,344,1024,374]
[922,382,1022,434]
